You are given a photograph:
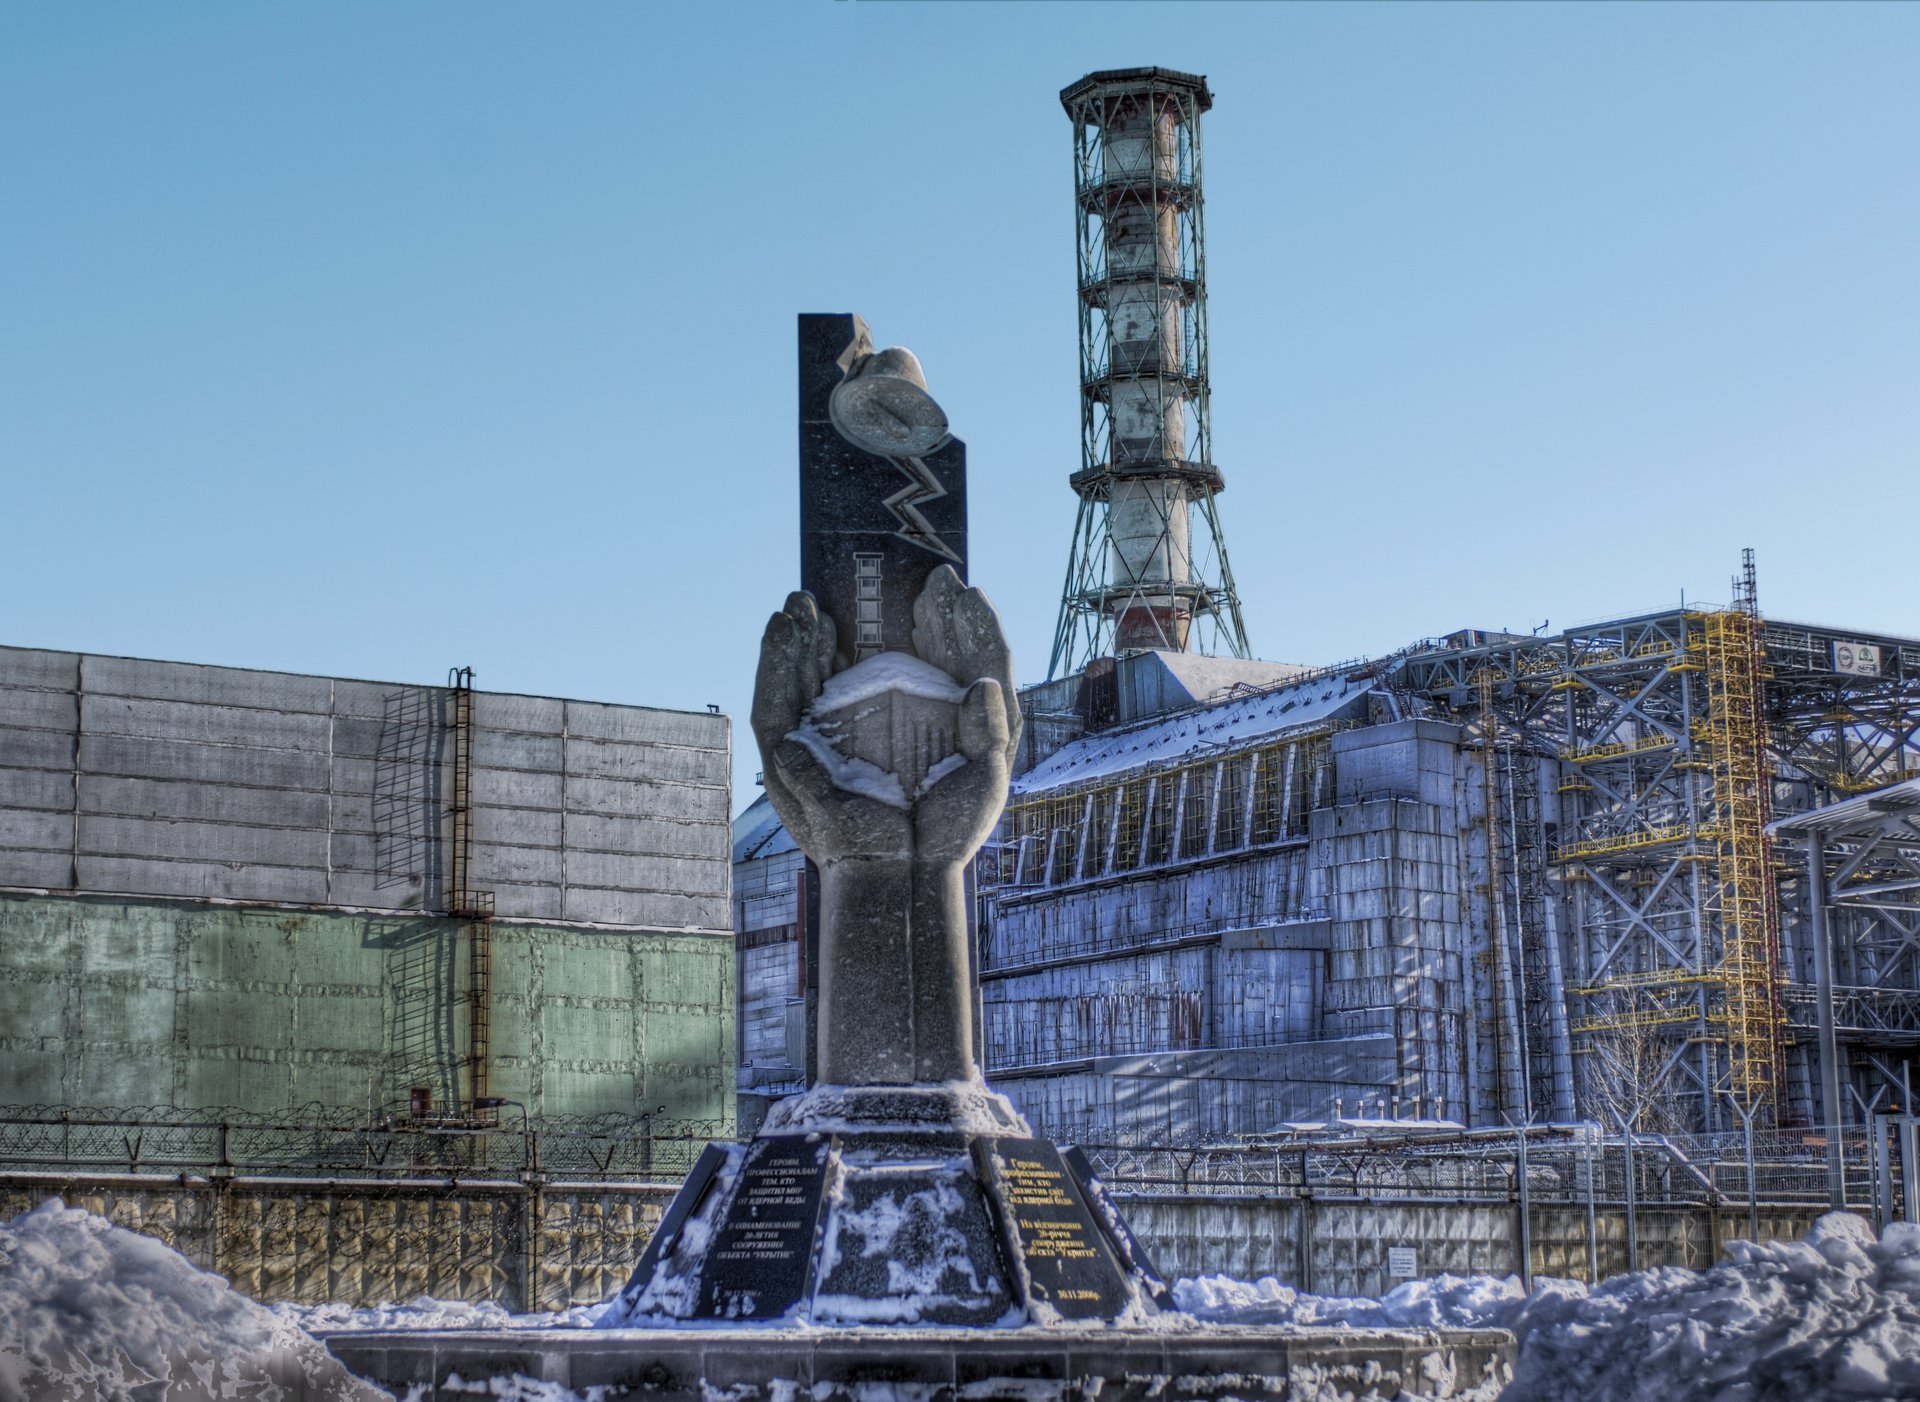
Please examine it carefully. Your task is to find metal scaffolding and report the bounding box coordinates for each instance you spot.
[1399,577,1920,1133]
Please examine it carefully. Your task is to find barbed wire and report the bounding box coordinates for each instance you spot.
[0,1103,733,1183]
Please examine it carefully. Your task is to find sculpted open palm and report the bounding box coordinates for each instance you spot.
[748,565,1021,1085]
[751,565,1020,867]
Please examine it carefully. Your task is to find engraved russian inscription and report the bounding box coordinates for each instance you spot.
[700,1137,832,1319]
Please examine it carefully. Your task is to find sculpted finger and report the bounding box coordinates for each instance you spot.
[951,585,1021,757]
[957,678,1010,763]
[781,592,826,700]
[813,606,838,689]
[759,759,815,856]
[752,609,808,747]
[910,564,965,678]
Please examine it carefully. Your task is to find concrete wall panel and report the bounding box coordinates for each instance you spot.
[0,648,82,690]
[81,695,331,751]
[469,805,564,850]
[566,851,727,897]
[0,727,75,771]
[324,716,403,761]
[81,734,330,790]
[0,808,71,851]
[78,815,329,870]
[469,839,565,887]
[473,731,564,772]
[565,738,728,787]
[323,870,434,912]
[567,812,725,862]
[565,702,724,750]
[564,887,718,929]
[0,688,79,731]
[75,855,330,905]
[83,656,333,713]
[473,693,566,734]
[0,848,72,888]
[563,777,720,822]
[79,774,331,828]
[0,767,74,811]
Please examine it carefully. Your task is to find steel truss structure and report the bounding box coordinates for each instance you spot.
[1399,585,1920,1133]
[1773,782,1920,1047]
[1050,68,1249,678]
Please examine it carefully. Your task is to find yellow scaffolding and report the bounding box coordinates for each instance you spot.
[1699,607,1786,1117]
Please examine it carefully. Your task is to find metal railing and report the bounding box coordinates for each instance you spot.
[1075,1121,1899,1216]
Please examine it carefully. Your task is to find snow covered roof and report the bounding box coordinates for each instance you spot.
[1145,652,1315,703]
[1012,669,1377,795]
[732,792,796,863]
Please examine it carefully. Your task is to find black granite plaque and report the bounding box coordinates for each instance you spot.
[619,1142,731,1298]
[798,313,967,668]
[1062,1144,1171,1307]
[698,1135,833,1320]
[977,1138,1130,1321]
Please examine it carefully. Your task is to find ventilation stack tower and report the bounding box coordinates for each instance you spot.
[1050,67,1250,680]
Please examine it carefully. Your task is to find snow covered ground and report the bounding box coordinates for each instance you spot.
[0,1197,384,1401]
[1179,1213,1920,1400]
[6,1197,1920,1401]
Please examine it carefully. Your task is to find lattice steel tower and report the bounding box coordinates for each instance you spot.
[1049,67,1250,679]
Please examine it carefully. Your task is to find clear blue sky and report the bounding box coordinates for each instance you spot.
[4,2,1915,812]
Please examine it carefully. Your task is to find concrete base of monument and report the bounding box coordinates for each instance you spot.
[315,1082,1516,1398]
[321,1322,1517,1401]
[601,1080,1173,1329]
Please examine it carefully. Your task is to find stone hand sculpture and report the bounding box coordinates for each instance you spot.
[752,565,1022,1085]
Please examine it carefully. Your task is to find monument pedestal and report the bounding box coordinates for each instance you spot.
[600,1082,1169,1329]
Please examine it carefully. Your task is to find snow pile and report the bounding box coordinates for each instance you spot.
[1176,1269,1556,1332]
[810,652,969,712]
[0,1197,385,1401]
[1182,1212,1920,1402]
[1503,1213,1920,1402]
[277,1296,605,1333]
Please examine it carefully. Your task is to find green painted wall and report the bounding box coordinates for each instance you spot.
[0,892,735,1128]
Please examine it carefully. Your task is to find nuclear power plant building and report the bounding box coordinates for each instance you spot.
[985,615,1920,1145]
[734,67,1920,1150]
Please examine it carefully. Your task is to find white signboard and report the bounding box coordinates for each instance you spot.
[1833,641,1882,677]
[1387,1246,1419,1280]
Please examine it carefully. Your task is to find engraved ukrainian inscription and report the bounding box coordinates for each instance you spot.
[982,1138,1128,1320]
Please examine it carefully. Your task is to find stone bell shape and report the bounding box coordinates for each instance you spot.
[601,315,1168,1329]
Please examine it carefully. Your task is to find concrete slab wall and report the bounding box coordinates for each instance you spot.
[0,648,730,933]
[0,892,734,1125]
[0,1173,1832,1312]
[1120,1193,1830,1296]
[0,1176,672,1312]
